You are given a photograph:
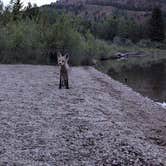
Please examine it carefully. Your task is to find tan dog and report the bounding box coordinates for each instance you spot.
[57,52,70,89]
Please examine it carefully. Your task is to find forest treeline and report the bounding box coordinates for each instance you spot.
[0,0,165,65]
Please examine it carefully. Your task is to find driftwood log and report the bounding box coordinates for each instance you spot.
[100,51,146,61]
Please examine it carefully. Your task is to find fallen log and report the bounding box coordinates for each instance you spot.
[100,51,147,61]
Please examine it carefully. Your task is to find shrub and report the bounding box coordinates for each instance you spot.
[113,36,124,46]
[137,39,152,48]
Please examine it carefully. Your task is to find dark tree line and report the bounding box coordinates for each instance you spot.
[149,7,165,42]
[89,7,165,43]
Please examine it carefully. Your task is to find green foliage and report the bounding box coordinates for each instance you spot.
[117,18,142,42]
[0,0,3,14]
[149,7,165,42]
[93,17,118,40]
[0,5,88,65]
[91,16,147,43]
[12,0,23,20]
[0,1,165,65]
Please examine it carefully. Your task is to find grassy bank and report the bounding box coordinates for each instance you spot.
[95,45,166,74]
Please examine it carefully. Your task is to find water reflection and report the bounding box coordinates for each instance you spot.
[108,62,166,102]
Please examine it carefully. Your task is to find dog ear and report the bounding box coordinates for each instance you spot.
[65,53,69,61]
[57,51,62,58]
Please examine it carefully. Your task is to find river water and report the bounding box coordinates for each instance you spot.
[98,61,166,103]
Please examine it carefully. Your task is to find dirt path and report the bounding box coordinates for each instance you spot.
[0,65,166,166]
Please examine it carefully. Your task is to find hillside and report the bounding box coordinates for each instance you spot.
[59,0,166,11]
[0,65,166,165]
[54,0,166,22]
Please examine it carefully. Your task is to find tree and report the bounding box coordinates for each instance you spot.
[12,0,23,20]
[23,2,40,20]
[94,17,118,41]
[149,7,165,42]
[26,2,32,10]
[33,3,37,8]
[0,0,3,14]
[117,17,142,42]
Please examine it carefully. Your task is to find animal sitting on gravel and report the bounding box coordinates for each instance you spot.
[57,52,70,89]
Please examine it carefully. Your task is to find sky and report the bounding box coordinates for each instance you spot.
[3,0,57,7]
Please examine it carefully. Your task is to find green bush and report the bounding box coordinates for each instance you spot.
[0,1,165,66]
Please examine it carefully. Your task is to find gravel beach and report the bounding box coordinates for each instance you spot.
[0,65,165,165]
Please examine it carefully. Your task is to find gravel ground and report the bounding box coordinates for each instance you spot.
[0,65,166,166]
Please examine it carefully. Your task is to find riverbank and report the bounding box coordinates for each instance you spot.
[95,47,166,103]
[0,65,165,165]
[96,46,166,73]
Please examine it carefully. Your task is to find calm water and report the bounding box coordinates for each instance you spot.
[99,61,166,103]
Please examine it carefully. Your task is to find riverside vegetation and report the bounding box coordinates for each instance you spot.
[0,0,165,71]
